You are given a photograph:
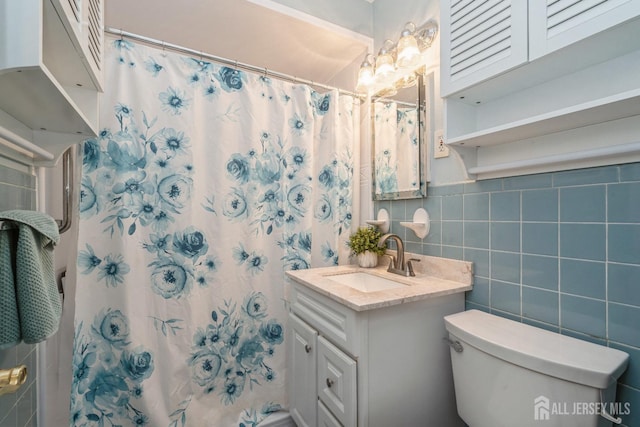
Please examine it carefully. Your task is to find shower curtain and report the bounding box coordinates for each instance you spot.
[373,102,419,195]
[71,37,359,426]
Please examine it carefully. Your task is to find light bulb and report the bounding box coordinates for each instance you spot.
[356,56,374,94]
[396,31,420,69]
[375,51,394,81]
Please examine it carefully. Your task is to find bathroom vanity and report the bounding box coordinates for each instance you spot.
[285,255,473,427]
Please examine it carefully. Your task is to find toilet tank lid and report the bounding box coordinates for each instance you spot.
[444,310,629,389]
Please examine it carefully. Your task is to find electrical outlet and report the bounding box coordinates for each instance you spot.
[434,130,449,158]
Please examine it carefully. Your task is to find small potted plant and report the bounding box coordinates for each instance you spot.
[347,226,386,268]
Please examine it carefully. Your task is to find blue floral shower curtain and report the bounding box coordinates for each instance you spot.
[71,38,359,426]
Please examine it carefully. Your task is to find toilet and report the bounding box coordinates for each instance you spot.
[444,310,629,427]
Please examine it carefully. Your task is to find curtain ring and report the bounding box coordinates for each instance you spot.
[263,67,268,78]
[234,60,239,70]
[119,28,124,41]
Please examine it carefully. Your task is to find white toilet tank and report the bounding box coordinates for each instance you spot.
[444,310,629,427]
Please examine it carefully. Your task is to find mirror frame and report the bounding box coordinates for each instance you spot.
[371,72,429,200]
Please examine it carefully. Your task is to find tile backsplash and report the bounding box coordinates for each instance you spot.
[375,162,640,427]
[0,164,38,427]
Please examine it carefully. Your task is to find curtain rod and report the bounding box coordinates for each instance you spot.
[105,28,362,99]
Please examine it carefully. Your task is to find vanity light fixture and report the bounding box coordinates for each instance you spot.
[356,19,438,95]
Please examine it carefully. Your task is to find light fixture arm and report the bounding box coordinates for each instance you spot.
[355,19,439,95]
[414,20,438,51]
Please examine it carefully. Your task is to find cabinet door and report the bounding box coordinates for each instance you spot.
[317,336,357,427]
[290,314,318,427]
[318,401,343,427]
[529,0,640,60]
[441,0,528,96]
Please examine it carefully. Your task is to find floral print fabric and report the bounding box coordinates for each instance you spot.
[71,37,358,426]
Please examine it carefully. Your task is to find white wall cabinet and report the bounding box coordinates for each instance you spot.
[0,0,104,164]
[287,279,465,427]
[440,0,640,179]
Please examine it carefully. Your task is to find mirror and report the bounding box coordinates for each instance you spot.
[371,73,428,200]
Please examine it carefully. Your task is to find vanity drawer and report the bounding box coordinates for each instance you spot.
[317,336,357,427]
[318,400,343,427]
[290,283,360,355]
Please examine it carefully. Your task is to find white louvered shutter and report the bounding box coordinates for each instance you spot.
[529,0,640,60]
[441,0,528,96]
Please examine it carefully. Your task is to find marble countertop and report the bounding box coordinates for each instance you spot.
[285,252,474,311]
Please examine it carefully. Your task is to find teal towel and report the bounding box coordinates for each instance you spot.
[0,210,61,348]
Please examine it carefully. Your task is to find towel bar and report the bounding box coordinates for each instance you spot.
[56,147,73,234]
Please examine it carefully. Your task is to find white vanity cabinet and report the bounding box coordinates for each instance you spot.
[441,0,640,179]
[287,278,466,427]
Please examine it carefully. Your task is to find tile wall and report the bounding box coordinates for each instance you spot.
[375,163,640,427]
[0,164,38,427]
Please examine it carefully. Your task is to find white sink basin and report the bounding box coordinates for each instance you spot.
[325,271,406,293]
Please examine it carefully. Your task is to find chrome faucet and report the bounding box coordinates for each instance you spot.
[377,233,420,277]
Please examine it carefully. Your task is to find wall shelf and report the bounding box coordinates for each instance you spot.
[0,0,103,164]
[448,89,640,148]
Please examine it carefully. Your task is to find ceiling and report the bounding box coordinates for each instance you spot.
[105,0,371,89]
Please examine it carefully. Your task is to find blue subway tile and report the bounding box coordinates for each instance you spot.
[504,173,552,190]
[522,189,558,221]
[442,195,463,220]
[560,259,606,299]
[442,246,464,260]
[609,303,640,348]
[463,179,502,194]
[491,191,520,221]
[560,223,606,261]
[620,163,640,182]
[464,248,489,278]
[389,220,406,240]
[560,294,606,338]
[609,342,640,390]
[442,221,463,246]
[464,221,489,249]
[608,183,640,223]
[609,263,640,307]
[522,255,558,291]
[609,224,640,265]
[406,198,424,219]
[491,222,520,252]
[491,280,521,315]
[423,244,442,257]
[405,241,422,255]
[429,184,465,196]
[491,251,520,283]
[522,287,559,325]
[616,385,640,427]
[466,277,489,306]
[464,193,489,220]
[560,329,607,346]
[560,185,606,222]
[425,221,442,244]
[522,222,558,256]
[522,318,560,333]
[553,165,619,187]
[465,301,490,313]
[0,168,35,189]
[490,309,522,322]
[424,196,441,221]
[391,200,407,221]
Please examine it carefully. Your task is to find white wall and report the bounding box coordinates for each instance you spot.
[372,0,471,186]
[260,0,374,37]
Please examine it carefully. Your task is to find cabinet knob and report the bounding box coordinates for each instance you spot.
[304,344,311,353]
[326,378,334,388]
